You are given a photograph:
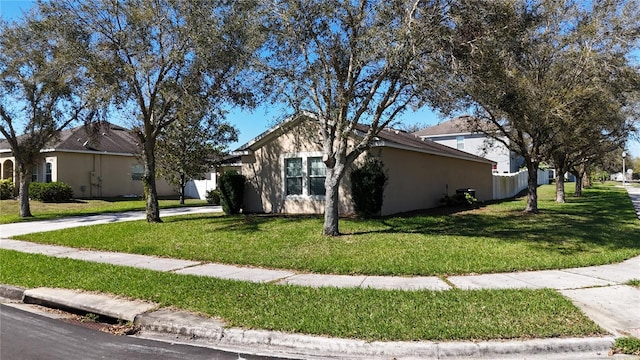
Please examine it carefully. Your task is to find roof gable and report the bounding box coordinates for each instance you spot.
[236,113,493,165]
[234,112,312,154]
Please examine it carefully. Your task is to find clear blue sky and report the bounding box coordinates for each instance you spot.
[1,0,638,158]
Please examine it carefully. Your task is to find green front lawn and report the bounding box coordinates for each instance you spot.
[0,249,605,341]
[12,183,640,276]
[0,198,208,224]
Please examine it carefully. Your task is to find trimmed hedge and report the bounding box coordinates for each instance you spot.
[0,178,14,200]
[29,182,73,202]
[219,171,244,215]
[350,156,388,218]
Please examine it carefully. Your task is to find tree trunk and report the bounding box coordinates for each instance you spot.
[524,160,539,213]
[143,140,161,223]
[573,165,588,197]
[574,173,583,197]
[179,173,185,205]
[17,165,32,218]
[323,167,342,236]
[555,168,565,203]
[583,169,591,188]
[552,155,567,203]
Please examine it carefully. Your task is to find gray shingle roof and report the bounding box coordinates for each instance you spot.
[413,115,475,137]
[0,122,140,155]
[355,123,493,165]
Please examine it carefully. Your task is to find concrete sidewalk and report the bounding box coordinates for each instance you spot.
[0,205,221,238]
[627,185,640,218]
[1,189,640,358]
[2,236,638,293]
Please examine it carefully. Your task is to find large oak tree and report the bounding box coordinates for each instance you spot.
[45,0,262,222]
[0,9,96,217]
[262,0,450,235]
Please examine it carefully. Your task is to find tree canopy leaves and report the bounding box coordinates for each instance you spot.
[434,0,640,212]
[261,0,451,234]
[41,0,263,221]
[0,8,97,217]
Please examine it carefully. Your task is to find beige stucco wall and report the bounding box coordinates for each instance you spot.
[375,146,493,216]
[53,152,175,198]
[0,151,175,198]
[53,152,142,197]
[240,120,493,216]
[241,121,355,214]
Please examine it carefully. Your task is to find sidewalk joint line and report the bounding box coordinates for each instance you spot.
[169,262,206,273]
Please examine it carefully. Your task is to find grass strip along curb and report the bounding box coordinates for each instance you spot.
[612,337,640,356]
[0,249,605,342]
[13,184,640,276]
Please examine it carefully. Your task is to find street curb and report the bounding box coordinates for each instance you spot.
[0,284,617,359]
[136,310,616,359]
[0,284,25,301]
[22,287,157,323]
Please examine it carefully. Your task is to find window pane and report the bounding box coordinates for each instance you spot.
[308,157,326,176]
[309,177,325,196]
[286,177,302,195]
[285,158,302,177]
[131,164,144,181]
[45,163,52,183]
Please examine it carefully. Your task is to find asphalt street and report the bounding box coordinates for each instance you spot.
[0,303,291,360]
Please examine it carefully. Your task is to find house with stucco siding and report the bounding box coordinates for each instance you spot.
[414,115,524,174]
[232,114,495,216]
[0,122,175,198]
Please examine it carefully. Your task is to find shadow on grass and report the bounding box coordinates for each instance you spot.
[169,213,323,235]
[164,185,640,256]
[368,188,640,253]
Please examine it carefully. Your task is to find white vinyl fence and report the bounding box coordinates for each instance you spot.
[184,173,217,200]
[493,169,548,200]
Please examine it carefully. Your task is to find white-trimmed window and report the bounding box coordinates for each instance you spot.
[285,158,303,195]
[31,166,38,182]
[308,157,326,196]
[283,153,326,197]
[45,162,53,182]
[456,136,465,150]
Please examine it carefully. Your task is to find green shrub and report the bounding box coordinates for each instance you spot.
[29,182,73,202]
[350,156,388,218]
[29,182,44,200]
[205,189,221,205]
[0,178,14,199]
[218,171,244,215]
[440,192,478,207]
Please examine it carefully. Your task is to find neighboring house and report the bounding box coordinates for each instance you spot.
[232,113,495,216]
[611,170,633,182]
[0,122,175,198]
[413,115,524,174]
